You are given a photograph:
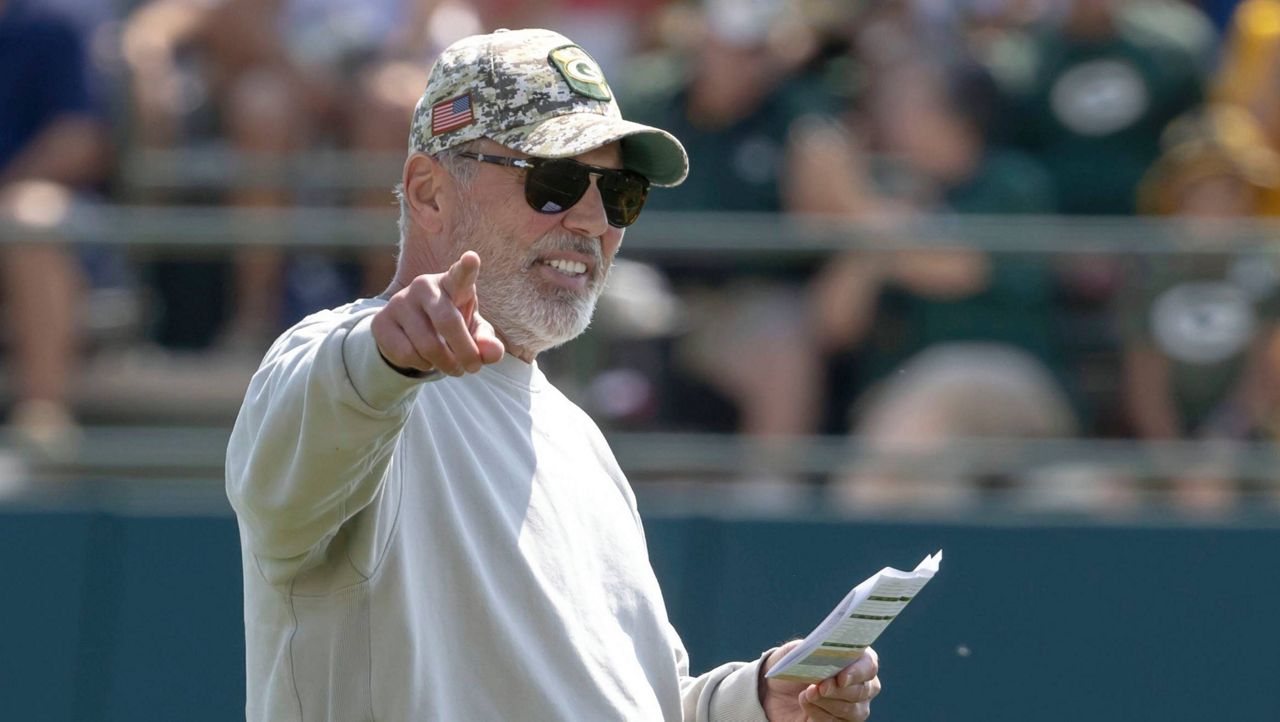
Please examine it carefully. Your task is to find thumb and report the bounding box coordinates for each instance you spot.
[442,250,481,309]
[472,310,505,365]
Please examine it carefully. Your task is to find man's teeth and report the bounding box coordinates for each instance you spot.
[545,259,588,275]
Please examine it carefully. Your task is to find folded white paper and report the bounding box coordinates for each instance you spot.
[765,550,942,683]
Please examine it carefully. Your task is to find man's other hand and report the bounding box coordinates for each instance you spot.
[371,251,505,376]
[760,642,880,722]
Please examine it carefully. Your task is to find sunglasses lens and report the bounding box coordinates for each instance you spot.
[525,160,590,215]
[598,170,649,228]
[522,159,651,227]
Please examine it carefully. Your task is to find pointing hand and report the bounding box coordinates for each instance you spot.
[371,251,505,376]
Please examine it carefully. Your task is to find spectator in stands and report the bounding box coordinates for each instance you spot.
[0,0,109,455]
[120,0,479,351]
[804,58,1078,509]
[1123,105,1280,512]
[959,0,1051,60]
[1216,0,1280,121]
[976,0,1214,435]
[990,0,1209,215]
[1215,0,1280,216]
[1199,0,1249,31]
[484,0,665,77]
[621,0,842,479]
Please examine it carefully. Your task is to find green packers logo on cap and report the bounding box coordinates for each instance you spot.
[548,45,611,102]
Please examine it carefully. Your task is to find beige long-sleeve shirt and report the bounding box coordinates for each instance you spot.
[226,299,768,721]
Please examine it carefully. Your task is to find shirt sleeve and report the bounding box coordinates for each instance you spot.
[36,17,94,120]
[624,481,772,721]
[225,307,431,583]
[671,623,772,722]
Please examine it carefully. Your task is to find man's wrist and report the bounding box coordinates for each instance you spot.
[758,660,768,708]
[377,347,434,379]
[758,645,782,707]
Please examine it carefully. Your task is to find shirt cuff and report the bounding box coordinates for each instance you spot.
[341,315,439,411]
[708,650,771,722]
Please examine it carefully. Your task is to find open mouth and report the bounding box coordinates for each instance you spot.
[542,258,589,277]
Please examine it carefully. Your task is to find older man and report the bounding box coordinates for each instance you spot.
[226,28,880,721]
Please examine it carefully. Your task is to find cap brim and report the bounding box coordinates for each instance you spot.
[491,113,688,187]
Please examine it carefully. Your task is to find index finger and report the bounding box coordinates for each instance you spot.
[441,250,481,308]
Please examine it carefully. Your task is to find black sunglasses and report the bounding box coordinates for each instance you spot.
[456,152,650,228]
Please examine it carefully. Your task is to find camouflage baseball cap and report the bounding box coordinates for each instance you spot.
[409,28,688,187]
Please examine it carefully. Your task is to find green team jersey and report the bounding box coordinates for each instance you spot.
[1121,251,1280,430]
[991,18,1204,214]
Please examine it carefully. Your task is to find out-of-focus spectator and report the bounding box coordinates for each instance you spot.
[39,0,121,97]
[991,0,1209,215]
[120,0,479,351]
[1196,0,1247,31]
[494,0,666,78]
[803,58,1078,509]
[1215,0,1278,117]
[960,0,1052,58]
[621,0,842,454]
[1,0,109,454]
[847,0,1040,70]
[1123,105,1280,512]
[1215,0,1280,214]
[977,0,1214,437]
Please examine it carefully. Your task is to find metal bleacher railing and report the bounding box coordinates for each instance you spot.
[2,149,1280,511]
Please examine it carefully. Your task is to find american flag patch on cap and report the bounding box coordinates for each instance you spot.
[431,93,474,136]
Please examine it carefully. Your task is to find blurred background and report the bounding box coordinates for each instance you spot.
[3,0,1280,719]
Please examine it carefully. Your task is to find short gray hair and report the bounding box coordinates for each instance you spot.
[394,141,482,244]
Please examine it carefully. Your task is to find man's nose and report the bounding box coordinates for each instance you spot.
[562,177,610,238]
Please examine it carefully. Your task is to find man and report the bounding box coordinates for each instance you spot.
[804,58,1077,508]
[121,0,452,350]
[1,0,107,454]
[623,0,839,447]
[1123,105,1280,511]
[226,28,881,721]
[993,0,1206,215]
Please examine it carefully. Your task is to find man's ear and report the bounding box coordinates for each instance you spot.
[402,152,454,235]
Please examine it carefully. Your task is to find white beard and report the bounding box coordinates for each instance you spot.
[452,202,608,356]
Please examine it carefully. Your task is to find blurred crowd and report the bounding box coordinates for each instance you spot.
[4,0,1280,513]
